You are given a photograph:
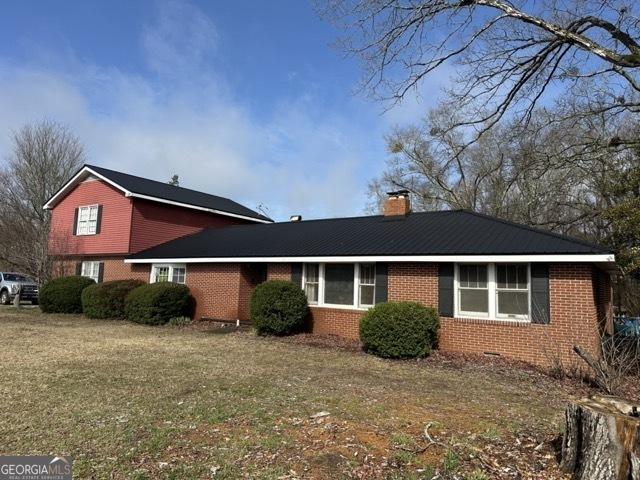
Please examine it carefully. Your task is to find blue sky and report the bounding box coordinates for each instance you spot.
[0,0,444,220]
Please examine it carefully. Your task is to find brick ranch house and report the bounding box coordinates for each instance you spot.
[46,165,616,368]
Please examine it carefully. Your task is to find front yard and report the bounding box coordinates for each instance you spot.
[0,308,580,479]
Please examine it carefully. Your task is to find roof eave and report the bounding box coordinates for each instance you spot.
[125,192,273,223]
[125,253,616,264]
[42,165,272,224]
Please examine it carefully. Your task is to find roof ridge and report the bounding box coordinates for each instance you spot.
[86,164,233,202]
[84,164,271,222]
[460,209,610,252]
[266,209,458,225]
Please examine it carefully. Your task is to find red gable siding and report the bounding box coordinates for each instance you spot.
[49,179,133,256]
[128,199,249,253]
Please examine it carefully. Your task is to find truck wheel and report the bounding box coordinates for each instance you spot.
[0,290,10,305]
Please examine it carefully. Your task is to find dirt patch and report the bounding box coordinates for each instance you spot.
[266,332,364,352]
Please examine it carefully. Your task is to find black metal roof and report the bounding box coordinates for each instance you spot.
[129,210,611,260]
[85,165,272,222]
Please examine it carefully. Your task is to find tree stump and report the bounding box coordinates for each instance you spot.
[561,395,640,480]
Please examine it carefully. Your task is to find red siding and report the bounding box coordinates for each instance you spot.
[128,199,249,253]
[49,178,254,257]
[49,179,133,255]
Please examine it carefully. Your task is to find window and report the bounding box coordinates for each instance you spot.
[303,264,319,304]
[77,205,99,235]
[151,264,186,284]
[496,264,529,319]
[324,264,355,305]
[81,261,101,283]
[458,264,489,316]
[171,267,186,284]
[302,263,376,309]
[455,263,530,321]
[359,263,376,306]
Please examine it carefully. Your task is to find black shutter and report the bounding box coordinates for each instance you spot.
[531,263,550,324]
[72,208,79,235]
[438,263,454,317]
[291,263,303,286]
[374,262,388,304]
[95,205,103,234]
[97,262,104,283]
[75,262,82,276]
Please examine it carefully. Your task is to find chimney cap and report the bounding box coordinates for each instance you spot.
[289,215,302,222]
[386,189,410,197]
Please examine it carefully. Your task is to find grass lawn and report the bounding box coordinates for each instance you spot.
[0,308,578,479]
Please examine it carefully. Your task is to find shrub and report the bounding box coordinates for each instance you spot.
[40,276,96,314]
[124,282,190,325]
[81,279,145,319]
[359,302,439,359]
[250,280,308,335]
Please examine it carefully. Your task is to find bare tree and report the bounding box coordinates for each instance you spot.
[372,107,624,220]
[320,0,640,149]
[0,120,85,282]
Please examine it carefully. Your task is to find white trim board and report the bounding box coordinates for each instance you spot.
[42,166,271,224]
[124,192,272,223]
[43,167,130,209]
[125,253,615,264]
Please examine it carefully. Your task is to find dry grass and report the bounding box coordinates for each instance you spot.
[0,308,574,479]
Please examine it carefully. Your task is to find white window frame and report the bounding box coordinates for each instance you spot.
[303,263,320,305]
[76,204,99,236]
[302,263,376,310]
[150,264,187,284]
[358,263,376,307]
[454,263,531,322]
[81,261,101,283]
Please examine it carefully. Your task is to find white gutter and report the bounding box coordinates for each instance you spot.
[43,166,271,224]
[125,253,615,264]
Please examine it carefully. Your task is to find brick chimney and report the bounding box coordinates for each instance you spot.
[383,190,411,216]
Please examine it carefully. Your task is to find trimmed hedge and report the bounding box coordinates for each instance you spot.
[81,279,145,319]
[250,280,308,335]
[359,302,439,359]
[124,282,190,325]
[40,276,96,314]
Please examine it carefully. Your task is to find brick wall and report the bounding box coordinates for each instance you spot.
[388,263,438,306]
[102,259,150,282]
[52,257,150,282]
[185,263,243,321]
[52,257,606,369]
[307,308,363,339]
[394,263,602,368]
[267,263,291,280]
[265,261,605,368]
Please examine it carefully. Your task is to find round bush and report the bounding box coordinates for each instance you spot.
[124,282,190,325]
[81,279,145,319]
[359,302,440,359]
[40,276,96,314]
[250,280,308,335]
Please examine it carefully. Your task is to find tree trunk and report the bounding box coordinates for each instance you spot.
[561,395,640,480]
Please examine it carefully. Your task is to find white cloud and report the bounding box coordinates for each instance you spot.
[141,0,218,77]
[0,1,391,221]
